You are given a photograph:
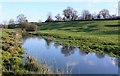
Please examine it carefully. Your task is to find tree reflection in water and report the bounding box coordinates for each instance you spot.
[95,52,105,59]
[110,58,120,75]
[54,43,60,49]
[61,46,76,56]
[44,38,52,48]
[79,50,89,56]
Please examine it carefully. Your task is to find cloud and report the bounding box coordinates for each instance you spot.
[87,60,96,66]
[66,61,79,67]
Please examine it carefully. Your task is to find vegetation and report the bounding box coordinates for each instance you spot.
[1,29,26,74]
[0,5,120,75]
[36,20,120,58]
[45,13,54,22]
[1,29,52,75]
[53,7,119,22]
[20,22,37,31]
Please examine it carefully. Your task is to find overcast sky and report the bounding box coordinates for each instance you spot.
[0,0,119,23]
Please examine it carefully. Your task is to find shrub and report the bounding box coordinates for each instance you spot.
[20,22,29,30]
[8,24,17,29]
[26,23,37,31]
[20,22,37,31]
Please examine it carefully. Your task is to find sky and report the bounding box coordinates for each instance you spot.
[0,0,119,23]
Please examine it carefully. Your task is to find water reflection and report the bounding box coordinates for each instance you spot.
[95,52,105,59]
[66,61,79,67]
[61,46,76,56]
[86,60,96,66]
[44,38,53,47]
[22,37,119,74]
[79,50,89,56]
[54,43,60,49]
[111,58,120,68]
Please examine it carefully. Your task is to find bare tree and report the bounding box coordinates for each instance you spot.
[17,14,27,23]
[45,13,54,22]
[9,19,14,25]
[2,20,8,28]
[71,10,78,21]
[111,14,117,19]
[63,7,78,21]
[55,14,62,21]
[92,13,97,19]
[97,14,101,19]
[8,19,16,28]
[82,10,92,20]
[99,9,110,19]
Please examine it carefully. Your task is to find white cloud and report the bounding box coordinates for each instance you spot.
[66,61,79,67]
[87,60,96,66]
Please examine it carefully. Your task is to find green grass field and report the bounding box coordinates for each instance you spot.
[36,20,120,58]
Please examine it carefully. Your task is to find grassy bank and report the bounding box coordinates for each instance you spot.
[1,29,52,75]
[36,20,119,58]
[1,29,27,74]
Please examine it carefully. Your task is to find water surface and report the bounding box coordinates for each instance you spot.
[22,37,119,74]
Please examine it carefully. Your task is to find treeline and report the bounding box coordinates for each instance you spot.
[0,6,119,29]
[45,7,120,22]
[0,14,37,31]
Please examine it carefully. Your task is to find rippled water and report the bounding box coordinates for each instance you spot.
[22,37,119,74]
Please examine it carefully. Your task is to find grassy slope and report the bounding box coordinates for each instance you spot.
[1,29,52,74]
[36,20,120,57]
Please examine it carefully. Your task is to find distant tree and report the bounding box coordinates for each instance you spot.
[91,13,97,19]
[45,13,54,22]
[2,20,8,28]
[3,20,8,25]
[62,17,67,21]
[111,14,117,19]
[87,14,92,20]
[71,10,79,21]
[17,14,28,23]
[26,23,37,31]
[20,22,29,30]
[82,10,92,20]
[99,9,110,19]
[20,22,37,31]
[9,19,15,25]
[77,16,82,20]
[0,24,3,28]
[97,14,101,19]
[8,19,16,28]
[55,14,62,21]
[63,7,78,21]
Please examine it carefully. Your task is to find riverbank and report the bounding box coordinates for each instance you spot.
[1,29,52,75]
[36,20,119,58]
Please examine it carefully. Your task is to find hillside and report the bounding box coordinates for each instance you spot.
[38,20,119,34]
[36,20,120,58]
